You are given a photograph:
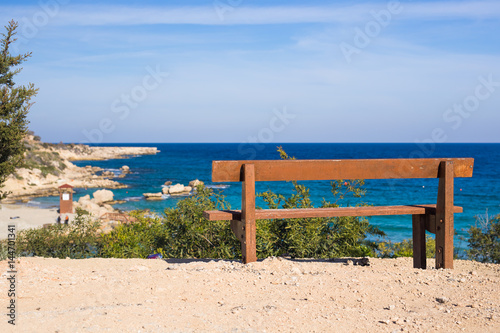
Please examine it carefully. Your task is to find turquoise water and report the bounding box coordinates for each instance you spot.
[33,143,500,244]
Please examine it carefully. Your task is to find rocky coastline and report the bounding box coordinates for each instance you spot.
[2,136,159,204]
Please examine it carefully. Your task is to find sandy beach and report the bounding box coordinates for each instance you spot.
[0,204,62,239]
[0,256,498,332]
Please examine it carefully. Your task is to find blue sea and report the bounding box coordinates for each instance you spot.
[33,143,500,247]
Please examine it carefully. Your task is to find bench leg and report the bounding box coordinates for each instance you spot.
[435,161,454,269]
[241,164,257,264]
[412,214,427,269]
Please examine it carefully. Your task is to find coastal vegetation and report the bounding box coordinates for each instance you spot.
[377,236,436,259]
[22,142,67,177]
[3,186,498,265]
[2,146,498,265]
[464,212,500,264]
[0,20,38,198]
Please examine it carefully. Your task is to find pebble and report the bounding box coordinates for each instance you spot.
[230,306,245,314]
[166,264,180,270]
[436,297,449,304]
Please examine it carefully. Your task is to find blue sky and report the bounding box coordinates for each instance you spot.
[2,0,499,143]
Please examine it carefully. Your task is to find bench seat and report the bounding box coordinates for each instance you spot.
[204,204,463,221]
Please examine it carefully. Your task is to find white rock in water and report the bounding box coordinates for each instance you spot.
[143,192,163,200]
[189,179,204,187]
[168,184,185,194]
[120,165,130,173]
[184,186,193,193]
[93,189,114,204]
[162,187,170,194]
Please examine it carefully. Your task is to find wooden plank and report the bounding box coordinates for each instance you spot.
[241,164,257,264]
[425,214,436,234]
[435,161,455,269]
[412,214,427,269]
[212,158,474,182]
[203,205,463,221]
[230,220,244,241]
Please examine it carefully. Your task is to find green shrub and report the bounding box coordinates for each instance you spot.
[256,181,384,259]
[16,208,101,258]
[161,186,240,259]
[0,239,8,261]
[99,211,167,258]
[378,235,435,258]
[465,212,500,264]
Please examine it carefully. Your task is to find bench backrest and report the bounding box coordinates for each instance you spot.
[212,158,474,182]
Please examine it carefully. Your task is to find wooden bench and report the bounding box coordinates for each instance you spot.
[203,158,474,269]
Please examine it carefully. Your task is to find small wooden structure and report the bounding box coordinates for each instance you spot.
[203,158,474,269]
[58,184,74,214]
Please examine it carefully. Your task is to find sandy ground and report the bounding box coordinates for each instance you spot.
[0,205,65,239]
[0,256,498,333]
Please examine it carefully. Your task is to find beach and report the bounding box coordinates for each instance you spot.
[0,204,61,239]
[0,256,498,332]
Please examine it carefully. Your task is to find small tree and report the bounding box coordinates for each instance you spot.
[0,20,38,199]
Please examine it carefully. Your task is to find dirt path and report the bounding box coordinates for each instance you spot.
[1,257,498,332]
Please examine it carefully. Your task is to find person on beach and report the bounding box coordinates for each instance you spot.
[64,216,69,224]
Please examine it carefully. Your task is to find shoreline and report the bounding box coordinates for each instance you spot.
[0,204,61,239]
[2,140,159,204]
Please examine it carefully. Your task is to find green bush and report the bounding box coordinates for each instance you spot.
[256,182,384,259]
[16,208,101,258]
[465,212,500,264]
[378,235,435,258]
[161,186,240,259]
[99,211,167,258]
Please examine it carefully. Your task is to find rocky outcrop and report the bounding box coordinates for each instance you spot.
[163,183,193,196]
[120,165,130,174]
[143,192,163,200]
[101,171,115,178]
[168,184,185,194]
[2,139,158,203]
[189,179,204,187]
[73,191,116,217]
[92,189,114,204]
[57,146,159,161]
